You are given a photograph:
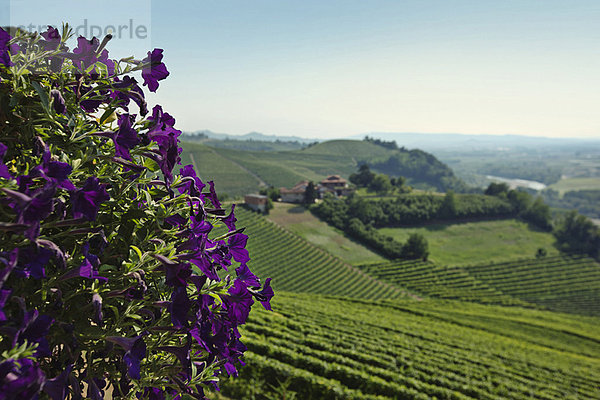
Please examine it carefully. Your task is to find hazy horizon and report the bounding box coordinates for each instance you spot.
[4,0,600,140]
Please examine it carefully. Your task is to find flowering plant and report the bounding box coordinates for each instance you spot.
[0,24,272,399]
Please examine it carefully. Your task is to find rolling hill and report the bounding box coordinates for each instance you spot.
[180,139,465,197]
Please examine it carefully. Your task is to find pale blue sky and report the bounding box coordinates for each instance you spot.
[3,0,600,139]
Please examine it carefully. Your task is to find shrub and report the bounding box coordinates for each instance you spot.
[0,25,272,399]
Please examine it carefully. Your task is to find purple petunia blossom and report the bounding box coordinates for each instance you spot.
[258,278,274,311]
[222,204,237,231]
[0,142,11,180]
[70,177,110,221]
[206,181,221,208]
[0,27,20,67]
[40,26,65,72]
[178,164,205,197]
[225,279,254,325]
[43,364,72,400]
[72,36,115,76]
[16,245,53,279]
[50,89,66,114]
[235,264,259,288]
[228,233,250,264]
[141,48,169,92]
[0,358,45,398]
[111,76,148,116]
[31,148,76,190]
[146,105,182,183]
[0,289,10,322]
[106,336,147,380]
[13,308,54,357]
[170,286,191,328]
[114,114,140,160]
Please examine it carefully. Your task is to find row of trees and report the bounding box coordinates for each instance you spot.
[314,209,429,260]
[349,164,410,195]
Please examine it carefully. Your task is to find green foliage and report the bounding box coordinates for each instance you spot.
[368,173,393,195]
[222,292,600,400]
[348,164,375,187]
[553,211,600,258]
[303,181,317,204]
[234,207,402,299]
[401,233,429,261]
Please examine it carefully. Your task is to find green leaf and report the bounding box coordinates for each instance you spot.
[31,81,50,112]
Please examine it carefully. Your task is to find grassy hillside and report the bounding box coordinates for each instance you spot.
[180,139,464,197]
[235,207,402,300]
[266,202,386,265]
[378,219,558,265]
[179,141,263,197]
[218,292,600,400]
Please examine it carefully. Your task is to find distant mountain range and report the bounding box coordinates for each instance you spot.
[184,130,320,144]
[184,130,600,152]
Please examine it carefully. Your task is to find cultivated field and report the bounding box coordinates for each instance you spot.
[219,292,600,400]
[378,219,558,265]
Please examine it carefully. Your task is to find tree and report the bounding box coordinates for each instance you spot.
[368,173,393,195]
[553,211,600,258]
[0,25,272,398]
[349,164,375,187]
[304,181,317,204]
[438,190,457,219]
[402,233,429,261]
[485,182,509,196]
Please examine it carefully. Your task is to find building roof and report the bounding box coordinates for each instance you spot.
[280,180,309,194]
[321,175,347,185]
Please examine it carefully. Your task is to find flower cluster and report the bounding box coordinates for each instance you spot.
[0,25,272,399]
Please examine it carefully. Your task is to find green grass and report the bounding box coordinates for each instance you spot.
[218,292,600,400]
[266,203,386,265]
[549,177,600,195]
[379,219,558,265]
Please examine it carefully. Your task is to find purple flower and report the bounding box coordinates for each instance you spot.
[0,289,10,322]
[178,165,205,197]
[141,49,169,92]
[16,245,52,279]
[206,181,221,208]
[41,26,65,72]
[0,358,45,398]
[50,89,66,114]
[14,308,54,357]
[32,148,75,190]
[222,204,237,231]
[146,105,182,183]
[170,286,191,328]
[114,114,140,160]
[72,36,114,76]
[43,364,72,400]
[225,279,254,325]
[111,76,148,116]
[228,233,250,264]
[70,177,110,221]
[0,142,11,180]
[106,336,147,380]
[235,264,259,288]
[257,278,274,311]
[0,27,20,67]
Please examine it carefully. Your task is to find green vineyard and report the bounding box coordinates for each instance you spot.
[235,207,404,300]
[220,292,600,400]
[358,256,600,316]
